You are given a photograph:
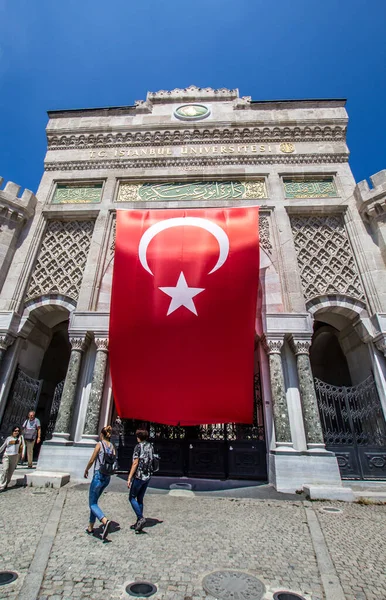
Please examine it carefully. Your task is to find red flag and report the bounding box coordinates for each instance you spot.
[109,207,259,425]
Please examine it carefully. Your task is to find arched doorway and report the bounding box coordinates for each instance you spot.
[0,299,73,446]
[310,307,386,480]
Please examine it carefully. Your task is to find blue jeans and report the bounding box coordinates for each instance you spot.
[129,478,149,519]
[89,470,110,524]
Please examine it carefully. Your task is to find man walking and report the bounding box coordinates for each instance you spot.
[22,411,41,468]
[127,429,153,533]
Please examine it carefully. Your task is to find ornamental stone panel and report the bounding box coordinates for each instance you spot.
[51,183,103,204]
[25,220,95,303]
[117,180,267,202]
[283,177,338,198]
[290,214,365,302]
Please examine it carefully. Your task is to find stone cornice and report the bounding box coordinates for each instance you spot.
[146,85,239,103]
[47,125,346,150]
[44,153,349,172]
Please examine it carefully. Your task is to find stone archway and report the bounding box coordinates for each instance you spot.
[1,296,75,443]
[308,297,386,480]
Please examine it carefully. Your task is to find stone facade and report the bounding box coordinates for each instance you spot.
[0,85,386,491]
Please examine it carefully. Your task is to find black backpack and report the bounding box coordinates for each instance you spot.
[98,441,118,476]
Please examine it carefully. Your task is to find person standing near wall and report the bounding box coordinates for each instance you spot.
[22,411,41,468]
[0,426,24,491]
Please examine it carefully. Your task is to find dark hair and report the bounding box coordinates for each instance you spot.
[12,425,21,433]
[135,429,149,442]
[101,426,112,440]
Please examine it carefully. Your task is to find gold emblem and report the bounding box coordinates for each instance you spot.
[279,142,295,153]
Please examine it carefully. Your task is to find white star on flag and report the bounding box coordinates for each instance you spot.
[159,272,205,316]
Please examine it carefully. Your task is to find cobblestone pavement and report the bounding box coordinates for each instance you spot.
[0,487,57,599]
[0,485,385,600]
[317,502,386,600]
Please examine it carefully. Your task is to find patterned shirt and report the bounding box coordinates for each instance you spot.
[133,441,153,481]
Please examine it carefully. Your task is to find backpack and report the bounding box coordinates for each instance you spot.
[98,441,118,476]
[139,442,160,476]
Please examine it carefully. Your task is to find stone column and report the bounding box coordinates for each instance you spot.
[263,335,292,446]
[82,337,109,440]
[51,336,88,444]
[290,336,325,449]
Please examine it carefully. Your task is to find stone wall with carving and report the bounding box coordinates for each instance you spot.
[290,214,365,302]
[25,220,95,303]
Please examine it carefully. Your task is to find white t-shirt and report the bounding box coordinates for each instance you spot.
[1,436,22,456]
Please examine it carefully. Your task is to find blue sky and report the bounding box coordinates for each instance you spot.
[1,0,385,193]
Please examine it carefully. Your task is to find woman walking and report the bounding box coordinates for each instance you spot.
[0,425,24,491]
[84,425,116,539]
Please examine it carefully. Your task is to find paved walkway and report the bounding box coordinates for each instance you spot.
[0,481,385,600]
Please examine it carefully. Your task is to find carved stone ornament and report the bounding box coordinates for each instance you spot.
[375,337,386,357]
[290,337,312,355]
[69,336,88,352]
[45,153,349,171]
[280,142,295,153]
[95,337,109,352]
[26,220,95,303]
[146,85,238,103]
[0,334,15,351]
[262,336,284,355]
[290,214,365,302]
[259,214,273,256]
[47,125,346,150]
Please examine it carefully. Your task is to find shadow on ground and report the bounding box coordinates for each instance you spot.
[73,475,305,501]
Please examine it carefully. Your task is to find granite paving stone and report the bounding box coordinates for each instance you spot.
[0,486,385,599]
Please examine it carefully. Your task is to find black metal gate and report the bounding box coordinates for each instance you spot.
[315,375,386,479]
[0,366,43,444]
[113,373,267,480]
[45,379,65,440]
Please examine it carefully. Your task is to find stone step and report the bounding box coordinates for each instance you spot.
[26,470,70,489]
[303,484,355,501]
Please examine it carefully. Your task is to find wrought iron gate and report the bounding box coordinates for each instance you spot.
[0,366,43,443]
[114,373,267,480]
[45,379,65,440]
[315,376,386,480]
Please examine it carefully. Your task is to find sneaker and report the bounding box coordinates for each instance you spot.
[101,520,111,540]
[130,520,139,530]
[134,517,146,532]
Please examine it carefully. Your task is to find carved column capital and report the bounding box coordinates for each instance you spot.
[95,337,109,352]
[375,336,386,357]
[289,335,312,356]
[262,335,284,355]
[69,336,89,352]
[0,334,15,352]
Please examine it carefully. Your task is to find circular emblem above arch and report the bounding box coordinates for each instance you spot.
[174,104,211,121]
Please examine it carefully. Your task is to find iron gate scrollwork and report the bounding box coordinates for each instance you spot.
[45,379,65,440]
[114,372,267,480]
[0,366,43,445]
[315,375,386,480]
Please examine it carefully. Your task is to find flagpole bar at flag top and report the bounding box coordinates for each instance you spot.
[109,206,260,426]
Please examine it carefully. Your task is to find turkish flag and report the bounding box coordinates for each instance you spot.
[109,207,259,425]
